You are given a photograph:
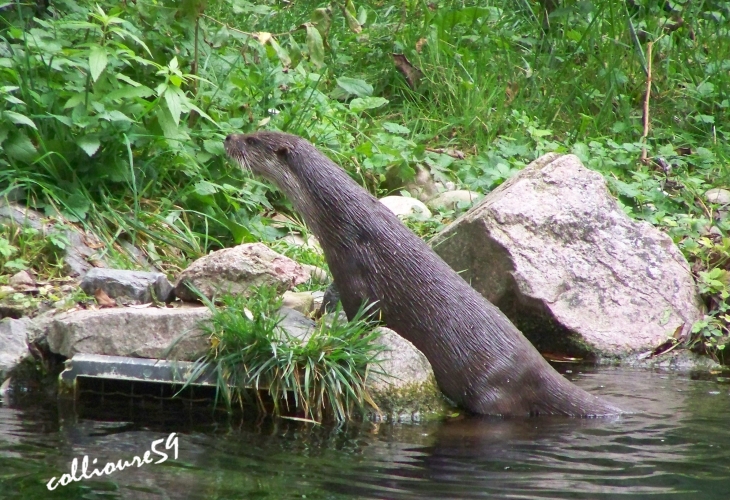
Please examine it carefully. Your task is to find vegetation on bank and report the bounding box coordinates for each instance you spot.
[1,0,729,361]
[193,287,383,422]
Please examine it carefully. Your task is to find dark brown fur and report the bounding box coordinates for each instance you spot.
[225,131,622,417]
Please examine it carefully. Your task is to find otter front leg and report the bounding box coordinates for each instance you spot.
[324,248,380,321]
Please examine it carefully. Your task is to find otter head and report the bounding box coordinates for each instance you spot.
[224,131,298,182]
[225,131,315,206]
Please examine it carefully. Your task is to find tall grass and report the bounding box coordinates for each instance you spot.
[192,286,383,422]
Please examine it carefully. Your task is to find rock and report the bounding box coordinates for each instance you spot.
[43,306,211,360]
[277,307,316,342]
[384,164,440,202]
[0,202,44,231]
[301,264,330,284]
[311,291,326,312]
[432,153,704,358]
[0,318,30,379]
[705,188,730,205]
[368,327,434,391]
[174,243,313,302]
[62,230,101,277]
[281,291,315,316]
[120,240,158,271]
[318,283,341,316]
[0,201,105,277]
[613,349,722,372]
[81,268,174,303]
[426,190,481,211]
[367,327,447,420]
[379,196,432,218]
[9,270,35,288]
[280,234,322,253]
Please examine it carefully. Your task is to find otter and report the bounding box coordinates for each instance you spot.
[224,131,622,417]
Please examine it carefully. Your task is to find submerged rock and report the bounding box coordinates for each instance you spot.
[432,153,704,359]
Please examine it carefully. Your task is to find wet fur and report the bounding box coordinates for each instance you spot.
[225,131,621,417]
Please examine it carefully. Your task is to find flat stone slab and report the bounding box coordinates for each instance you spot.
[45,306,211,360]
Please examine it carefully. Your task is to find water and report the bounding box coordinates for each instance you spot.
[1,367,729,499]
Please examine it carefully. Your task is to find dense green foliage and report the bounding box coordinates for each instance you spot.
[194,287,383,421]
[1,0,729,358]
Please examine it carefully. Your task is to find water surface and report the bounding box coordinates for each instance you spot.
[1,367,729,499]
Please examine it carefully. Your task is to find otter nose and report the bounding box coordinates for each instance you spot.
[224,134,233,144]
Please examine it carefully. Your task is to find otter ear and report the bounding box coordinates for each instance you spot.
[275,146,289,158]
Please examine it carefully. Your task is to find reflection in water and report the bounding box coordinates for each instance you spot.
[1,368,729,499]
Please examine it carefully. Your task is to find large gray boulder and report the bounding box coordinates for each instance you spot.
[432,153,704,358]
[45,306,211,360]
[174,243,313,302]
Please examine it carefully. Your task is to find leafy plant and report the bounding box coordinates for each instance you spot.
[0,224,67,277]
[191,286,384,422]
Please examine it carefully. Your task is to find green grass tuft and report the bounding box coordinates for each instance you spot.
[193,286,384,422]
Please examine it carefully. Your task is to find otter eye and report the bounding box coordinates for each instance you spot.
[245,137,257,146]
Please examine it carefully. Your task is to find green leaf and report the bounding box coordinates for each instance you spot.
[305,25,325,68]
[695,114,715,124]
[194,180,219,196]
[3,259,28,271]
[103,110,133,122]
[4,95,25,105]
[349,96,388,113]
[3,111,37,130]
[0,237,17,258]
[77,136,101,157]
[210,26,229,47]
[203,140,226,155]
[156,106,187,140]
[336,77,372,97]
[63,93,85,109]
[269,38,291,67]
[357,6,368,26]
[343,0,362,33]
[164,87,183,126]
[382,122,410,135]
[116,73,142,87]
[105,85,154,101]
[48,115,73,127]
[89,44,108,82]
[311,8,332,39]
[4,131,37,162]
[63,193,90,222]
